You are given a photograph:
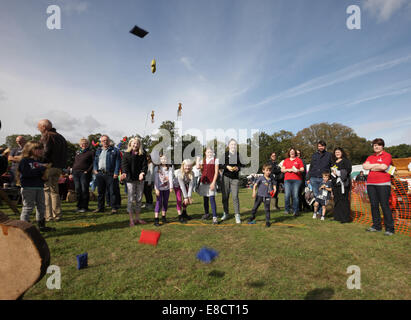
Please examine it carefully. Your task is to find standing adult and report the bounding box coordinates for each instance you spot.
[93,135,121,214]
[143,154,154,209]
[37,119,68,222]
[281,148,305,216]
[296,149,311,212]
[121,137,148,226]
[331,147,352,223]
[8,136,27,187]
[363,138,395,236]
[70,138,94,213]
[269,152,281,210]
[306,141,332,198]
[220,139,243,224]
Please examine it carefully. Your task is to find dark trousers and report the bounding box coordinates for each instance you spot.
[367,185,395,233]
[144,182,153,204]
[96,173,119,210]
[251,196,271,221]
[73,171,91,210]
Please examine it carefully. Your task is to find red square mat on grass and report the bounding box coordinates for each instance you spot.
[139,230,161,246]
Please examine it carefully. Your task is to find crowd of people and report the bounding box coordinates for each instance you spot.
[0,119,397,236]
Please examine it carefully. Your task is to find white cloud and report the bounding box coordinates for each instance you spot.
[363,0,408,22]
[57,0,89,15]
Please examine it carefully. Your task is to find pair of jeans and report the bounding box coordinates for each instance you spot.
[96,173,119,210]
[20,188,45,222]
[310,177,323,198]
[72,171,91,210]
[284,179,302,214]
[367,185,395,233]
[221,175,240,215]
[251,196,271,221]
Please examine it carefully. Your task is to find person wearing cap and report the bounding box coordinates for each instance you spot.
[8,136,27,187]
[37,119,68,222]
[363,138,395,236]
[93,135,121,214]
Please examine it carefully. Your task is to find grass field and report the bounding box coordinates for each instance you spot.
[1,188,410,300]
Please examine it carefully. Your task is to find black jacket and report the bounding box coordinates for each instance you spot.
[220,151,244,180]
[307,150,332,180]
[41,128,68,169]
[72,148,94,173]
[121,151,148,182]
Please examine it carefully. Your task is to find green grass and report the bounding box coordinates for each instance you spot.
[2,188,410,300]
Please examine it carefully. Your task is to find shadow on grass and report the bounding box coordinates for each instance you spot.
[304,287,334,300]
[43,219,139,238]
[208,270,225,278]
[247,281,265,288]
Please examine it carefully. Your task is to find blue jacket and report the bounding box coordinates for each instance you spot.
[93,146,121,175]
[307,150,332,180]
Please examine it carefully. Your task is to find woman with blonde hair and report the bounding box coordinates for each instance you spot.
[121,137,148,226]
[173,159,195,223]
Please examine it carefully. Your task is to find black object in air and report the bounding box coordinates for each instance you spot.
[130,25,149,38]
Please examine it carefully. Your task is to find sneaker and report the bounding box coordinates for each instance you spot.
[366,227,381,232]
[384,231,394,236]
[235,214,241,224]
[161,216,168,224]
[202,213,210,220]
[178,215,186,224]
[265,221,271,228]
[212,217,218,225]
[312,213,317,219]
[247,216,256,223]
[78,209,86,213]
[154,218,160,227]
[182,211,192,221]
[320,216,325,221]
[93,208,104,213]
[110,209,118,215]
[221,212,228,221]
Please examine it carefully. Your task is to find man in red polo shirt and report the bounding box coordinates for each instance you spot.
[363,138,395,236]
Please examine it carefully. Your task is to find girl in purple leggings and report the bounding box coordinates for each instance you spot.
[153,155,173,226]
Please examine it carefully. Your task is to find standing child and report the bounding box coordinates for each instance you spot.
[18,141,55,232]
[197,148,219,225]
[153,155,173,226]
[313,172,332,221]
[248,163,277,227]
[173,159,195,223]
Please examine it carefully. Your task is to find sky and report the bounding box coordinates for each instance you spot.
[1,0,411,147]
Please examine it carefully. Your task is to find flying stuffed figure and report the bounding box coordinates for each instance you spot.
[151,59,156,74]
[151,110,155,123]
[177,103,182,117]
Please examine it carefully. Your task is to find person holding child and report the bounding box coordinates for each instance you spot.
[248,163,277,227]
[197,147,220,225]
[121,137,148,227]
[18,141,55,232]
[173,159,195,224]
[331,147,352,223]
[281,148,305,216]
[153,155,174,226]
[313,172,332,221]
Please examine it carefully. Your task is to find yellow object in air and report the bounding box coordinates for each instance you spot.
[151,59,156,73]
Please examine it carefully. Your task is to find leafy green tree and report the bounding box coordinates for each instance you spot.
[385,144,411,158]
